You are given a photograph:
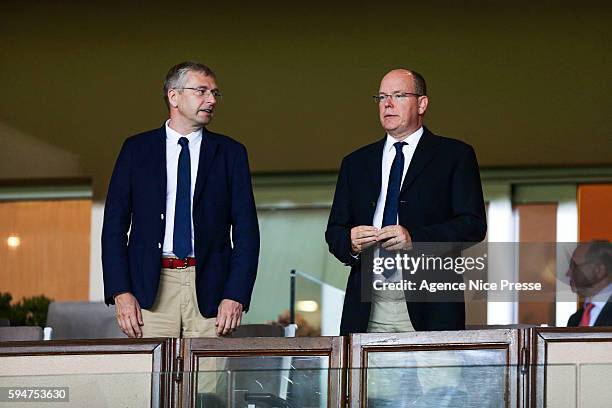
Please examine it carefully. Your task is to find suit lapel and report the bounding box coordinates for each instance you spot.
[193,129,219,207]
[153,126,167,208]
[400,127,440,194]
[594,295,612,326]
[366,136,386,204]
[567,309,582,327]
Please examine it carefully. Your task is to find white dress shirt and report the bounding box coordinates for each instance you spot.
[587,282,612,326]
[369,128,422,285]
[162,120,202,257]
[372,127,423,228]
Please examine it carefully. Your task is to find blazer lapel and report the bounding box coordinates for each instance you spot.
[400,127,440,194]
[366,136,386,204]
[153,126,167,208]
[193,129,219,207]
[567,309,581,327]
[594,295,612,326]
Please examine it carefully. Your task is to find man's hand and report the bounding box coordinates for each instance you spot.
[377,225,413,251]
[350,226,379,254]
[216,299,243,336]
[114,292,143,338]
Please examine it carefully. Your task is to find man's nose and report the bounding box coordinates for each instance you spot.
[383,96,394,108]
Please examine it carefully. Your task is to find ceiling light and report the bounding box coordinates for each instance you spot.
[7,236,20,248]
[296,300,318,312]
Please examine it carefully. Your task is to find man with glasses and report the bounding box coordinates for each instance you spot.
[326,69,486,335]
[567,240,612,327]
[102,61,260,341]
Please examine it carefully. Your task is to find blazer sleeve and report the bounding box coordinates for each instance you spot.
[101,139,134,305]
[222,144,260,311]
[326,157,358,266]
[410,144,487,244]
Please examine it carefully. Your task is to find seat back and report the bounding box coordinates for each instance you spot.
[46,301,125,339]
[0,326,43,341]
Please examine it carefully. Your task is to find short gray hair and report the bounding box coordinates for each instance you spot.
[163,61,216,109]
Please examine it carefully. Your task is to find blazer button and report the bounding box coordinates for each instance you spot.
[158,243,162,249]
[160,213,164,220]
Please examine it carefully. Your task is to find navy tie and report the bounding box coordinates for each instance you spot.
[173,137,192,259]
[381,141,406,279]
[382,141,407,227]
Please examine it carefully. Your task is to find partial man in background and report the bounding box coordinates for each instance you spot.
[102,61,259,340]
[567,240,612,327]
[326,68,486,336]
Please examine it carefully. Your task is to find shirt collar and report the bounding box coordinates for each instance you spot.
[590,281,612,306]
[384,126,423,153]
[165,119,203,145]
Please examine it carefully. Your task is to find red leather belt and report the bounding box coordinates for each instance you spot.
[162,257,196,269]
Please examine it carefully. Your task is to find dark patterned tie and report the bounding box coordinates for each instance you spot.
[382,141,407,227]
[380,141,406,279]
[173,137,192,259]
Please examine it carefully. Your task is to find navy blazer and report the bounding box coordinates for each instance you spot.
[567,297,612,327]
[326,127,486,334]
[102,126,259,317]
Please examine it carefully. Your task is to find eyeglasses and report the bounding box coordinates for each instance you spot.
[175,87,223,101]
[569,260,594,271]
[373,92,423,103]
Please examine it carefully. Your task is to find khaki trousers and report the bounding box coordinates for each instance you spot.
[367,288,414,403]
[141,267,225,395]
[367,288,415,333]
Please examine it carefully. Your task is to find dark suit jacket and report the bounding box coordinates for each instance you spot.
[326,127,486,335]
[567,297,612,327]
[102,126,259,317]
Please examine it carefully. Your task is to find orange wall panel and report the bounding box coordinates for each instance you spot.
[0,200,91,303]
[516,203,557,325]
[579,184,612,241]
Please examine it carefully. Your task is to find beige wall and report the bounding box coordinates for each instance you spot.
[0,2,611,199]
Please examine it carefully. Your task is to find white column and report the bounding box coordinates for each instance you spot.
[486,184,517,325]
[556,197,578,327]
[320,284,345,336]
[89,202,105,301]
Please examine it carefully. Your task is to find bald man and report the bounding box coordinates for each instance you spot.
[566,241,612,327]
[326,69,487,335]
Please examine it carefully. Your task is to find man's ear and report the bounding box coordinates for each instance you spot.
[418,95,429,115]
[592,263,608,283]
[168,89,179,108]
